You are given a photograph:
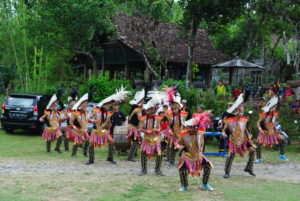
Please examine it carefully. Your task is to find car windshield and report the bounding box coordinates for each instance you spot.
[7,97,35,107]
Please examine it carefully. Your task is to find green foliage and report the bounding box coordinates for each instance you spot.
[244,76,253,84]
[79,75,133,103]
[267,75,276,83]
[29,0,115,52]
[161,79,229,115]
[292,74,299,80]
[192,63,199,73]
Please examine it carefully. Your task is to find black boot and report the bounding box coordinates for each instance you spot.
[179,166,188,189]
[224,154,235,178]
[82,140,89,157]
[86,146,95,165]
[279,141,286,155]
[256,144,262,161]
[128,141,138,162]
[64,135,69,151]
[202,163,212,184]
[168,146,175,167]
[55,136,62,153]
[46,141,51,153]
[139,151,147,175]
[155,155,164,176]
[244,151,256,176]
[107,145,116,164]
[166,145,170,161]
[71,144,78,157]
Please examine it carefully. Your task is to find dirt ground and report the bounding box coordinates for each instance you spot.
[0,158,299,184]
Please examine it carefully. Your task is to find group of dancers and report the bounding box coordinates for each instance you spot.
[39,85,289,192]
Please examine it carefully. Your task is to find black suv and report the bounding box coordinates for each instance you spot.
[1,94,52,134]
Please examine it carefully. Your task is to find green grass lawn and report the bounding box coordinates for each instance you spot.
[0,129,300,201]
[1,130,299,163]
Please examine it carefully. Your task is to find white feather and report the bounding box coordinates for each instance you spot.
[226,93,244,114]
[72,93,88,110]
[46,94,58,110]
[262,96,278,112]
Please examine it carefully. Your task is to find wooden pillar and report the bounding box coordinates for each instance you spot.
[83,64,87,79]
[205,66,212,87]
[229,68,233,85]
[109,68,115,80]
[101,52,105,76]
[123,47,130,79]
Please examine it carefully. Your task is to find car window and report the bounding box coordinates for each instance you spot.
[87,106,94,115]
[7,97,35,107]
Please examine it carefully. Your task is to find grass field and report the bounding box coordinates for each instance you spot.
[0,129,300,201]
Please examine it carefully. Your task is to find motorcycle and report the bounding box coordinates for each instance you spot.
[273,121,290,151]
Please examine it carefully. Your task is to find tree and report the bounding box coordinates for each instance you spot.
[178,0,249,89]
[121,0,182,83]
[28,0,116,75]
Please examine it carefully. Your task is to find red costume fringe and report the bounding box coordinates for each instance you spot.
[42,127,62,142]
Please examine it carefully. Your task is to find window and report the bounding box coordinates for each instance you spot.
[7,97,35,107]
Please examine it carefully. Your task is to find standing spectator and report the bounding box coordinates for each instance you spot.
[296,86,300,101]
[194,105,204,116]
[233,87,242,100]
[181,99,192,120]
[215,80,227,97]
[110,103,126,135]
[292,100,300,114]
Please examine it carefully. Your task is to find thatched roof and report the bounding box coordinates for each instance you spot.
[114,13,229,65]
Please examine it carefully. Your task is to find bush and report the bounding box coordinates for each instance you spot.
[160,79,230,116]
[79,75,134,103]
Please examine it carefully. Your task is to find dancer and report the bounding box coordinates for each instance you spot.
[176,112,214,191]
[256,95,289,162]
[39,94,63,153]
[139,92,164,176]
[60,89,78,152]
[127,90,144,162]
[222,94,256,178]
[69,93,90,157]
[163,86,188,166]
[86,86,130,165]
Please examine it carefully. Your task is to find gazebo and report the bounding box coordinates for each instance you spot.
[212,58,265,84]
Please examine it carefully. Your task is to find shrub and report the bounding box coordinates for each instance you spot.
[160,79,229,116]
[79,75,134,103]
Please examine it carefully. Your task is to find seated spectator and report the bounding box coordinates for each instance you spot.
[292,100,300,114]
[233,87,242,100]
[285,84,294,102]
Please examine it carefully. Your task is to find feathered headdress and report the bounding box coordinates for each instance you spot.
[46,94,58,110]
[97,85,131,108]
[163,85,182,107]
[143,90,164,111]
[130,90,145,105]
[183,112,212,129]
[72,93,88,110]
[67,88,78,102]
[226,93,244,114]
[262,95,278,113]
[163,85,177,103]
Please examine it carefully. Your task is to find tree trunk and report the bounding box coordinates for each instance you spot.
[142,51,160,84]
[283,31,291,65]
[186,30,197,89]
